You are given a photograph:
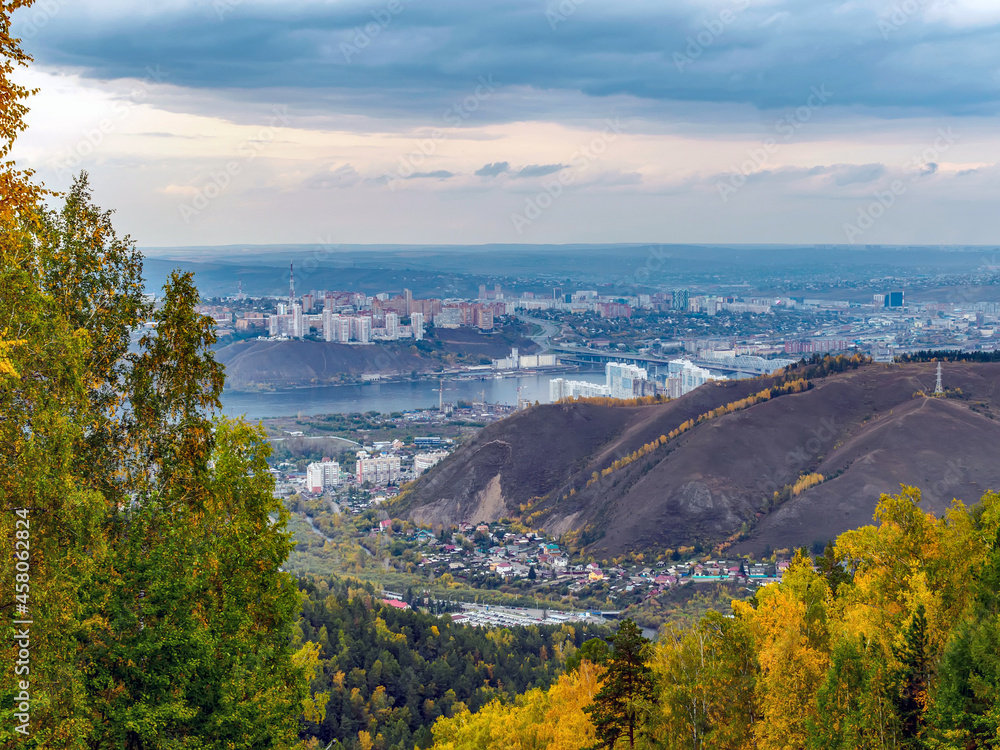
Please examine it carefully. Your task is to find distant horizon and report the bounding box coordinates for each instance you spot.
[139,241,1000,255]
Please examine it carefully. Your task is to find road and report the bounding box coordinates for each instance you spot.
[518,314,561,355]
[268,435,362,447]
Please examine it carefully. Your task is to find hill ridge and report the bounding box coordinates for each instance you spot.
[397,361,1000,556]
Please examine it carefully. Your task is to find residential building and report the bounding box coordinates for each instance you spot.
[352,316,372,344]
[385,312,399,339]
[414,449,449,475]
[549,378,611,401]
[306,460,341,493]
[356,452,402,485]
[606,362,649,399]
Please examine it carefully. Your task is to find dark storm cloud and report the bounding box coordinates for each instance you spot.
[16,0,1000,123]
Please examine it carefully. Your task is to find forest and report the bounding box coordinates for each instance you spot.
[896,350,1000,363]
[424,487,1000,750]
[294,577,609,749]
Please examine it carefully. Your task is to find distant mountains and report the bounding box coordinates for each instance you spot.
[395,361,1000,557]
[142,243,1000,299]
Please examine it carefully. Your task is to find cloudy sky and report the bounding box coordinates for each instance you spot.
[9,0,1000,247]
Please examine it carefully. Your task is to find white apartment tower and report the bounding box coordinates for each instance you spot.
[353,316,372,344]
[323,309,335,342]
[385,312,399,340]
[323,311,350,343]
[606,362,649,400]
[306,460,341,493]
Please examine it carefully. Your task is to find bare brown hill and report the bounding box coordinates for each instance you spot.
[217,339,416,389]
[216,327,536,390]
[397,362,1000,558]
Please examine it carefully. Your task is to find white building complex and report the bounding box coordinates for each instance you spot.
[492,347,558,370]
[549,378,611,401]
[414,449,449,475]
[606,362,649,400]
[323,311,353,343]
[352,316,372,344]
[306,460,341,493]
[664,359,723,398]
[356,452,402,485]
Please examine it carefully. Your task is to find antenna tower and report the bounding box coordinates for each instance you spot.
[935,361,943,395]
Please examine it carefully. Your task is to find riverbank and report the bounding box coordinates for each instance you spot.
[221,370,607,420]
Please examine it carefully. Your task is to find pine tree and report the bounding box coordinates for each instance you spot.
[816,540,850,597]
[893,604,931,746]
[584,619,657,749]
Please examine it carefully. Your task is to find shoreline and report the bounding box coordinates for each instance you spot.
[224,365,588,394]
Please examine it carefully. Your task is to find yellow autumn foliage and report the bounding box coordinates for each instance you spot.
[792,472,824,497]
[430,660,603,750]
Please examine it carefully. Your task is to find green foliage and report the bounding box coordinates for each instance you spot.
[296,576,609,749]
[815,540,851,597]
[932,525,1000,748]
[655,610,758,750]
[896,350,1000,363]
[567,638,612,673]
[780,352,872,382]
[584,619,657,749]
[0,24,311,741]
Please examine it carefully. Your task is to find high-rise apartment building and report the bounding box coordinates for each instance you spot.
[549,378,611,401]
[606,362,649,400]
[385,312,399,339]
[356,452,402,485]
[306,460,341,493]
[353,316,372,344]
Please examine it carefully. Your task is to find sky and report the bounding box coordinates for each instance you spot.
[9,0,1000,247]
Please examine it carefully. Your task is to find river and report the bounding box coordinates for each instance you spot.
[221,371,607,420]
